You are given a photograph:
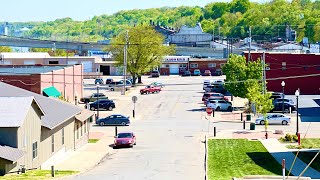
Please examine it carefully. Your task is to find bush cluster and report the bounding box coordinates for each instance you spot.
[279,133,298,142]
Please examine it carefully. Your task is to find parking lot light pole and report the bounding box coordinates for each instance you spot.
[97,84,100,120]
[295,89,300,135]
[281,81,285,114]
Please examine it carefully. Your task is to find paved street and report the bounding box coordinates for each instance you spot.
[72,75,320,180]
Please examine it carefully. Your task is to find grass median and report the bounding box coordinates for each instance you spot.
[208,139,283,180]
[286,138,320,149]
[1,170,78,179]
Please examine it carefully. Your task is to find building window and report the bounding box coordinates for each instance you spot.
[62,128,65,145]
[32,142,38,159]
[51,135,55,153]
[282,62,286,70]
[208,63,216,68]
[179,64,187,68]
[77,124,79,139]
[190,63,198,68]
[220,63,225,68]
[84,121,87,134]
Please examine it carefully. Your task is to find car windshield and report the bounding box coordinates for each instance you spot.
[211,94,221,97]
[117,133,133,138]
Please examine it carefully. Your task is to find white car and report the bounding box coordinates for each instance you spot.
[207,99,232,111]
[255,113,291,125]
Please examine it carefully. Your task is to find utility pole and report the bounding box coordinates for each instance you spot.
[122,30,129,95]
[248,26,252,61]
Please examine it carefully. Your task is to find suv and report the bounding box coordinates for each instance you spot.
[106,78,114,84]
[270,92,285,99]
[80,93,108,103]
[85,99,116,111]
[151,71,160,77]
[205,83,226,94]
[207,99,232,111]
[108,82,130,91]
[95,78,104,84]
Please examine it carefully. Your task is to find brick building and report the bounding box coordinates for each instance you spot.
[0,65,83,103]
[245,52,320,95]
[188,58,227,75]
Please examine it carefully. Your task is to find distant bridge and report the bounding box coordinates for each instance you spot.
[0,36,107,52]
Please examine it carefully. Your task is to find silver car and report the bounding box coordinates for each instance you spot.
[255,113,291,125]
[207,99,232,111]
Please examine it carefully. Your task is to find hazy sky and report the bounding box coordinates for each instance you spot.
[0,0,224,22]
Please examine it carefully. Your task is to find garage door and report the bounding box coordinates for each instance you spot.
[81,61,93,72]
[169,64,179,74]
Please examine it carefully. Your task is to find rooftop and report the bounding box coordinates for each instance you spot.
[0,65,73,74]
[0,52,50,58]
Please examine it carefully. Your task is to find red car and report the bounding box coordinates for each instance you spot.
[140,85,161,94]
[113,131,136,148]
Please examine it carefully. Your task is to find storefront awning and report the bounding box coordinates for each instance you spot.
[43,86,61,97]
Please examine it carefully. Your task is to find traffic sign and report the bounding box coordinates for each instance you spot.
[206,107,213,115]
[132,96,138,103]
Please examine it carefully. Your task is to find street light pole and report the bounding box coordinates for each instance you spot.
[281,81,285,114]
[295,89,300,135]
[96,85,100,120]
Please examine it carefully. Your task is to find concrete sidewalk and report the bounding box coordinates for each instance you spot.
[261,138,320,179]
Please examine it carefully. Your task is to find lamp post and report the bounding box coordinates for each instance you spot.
[281,81,285,114]
[96,85,100,120]
[295,89,300,135]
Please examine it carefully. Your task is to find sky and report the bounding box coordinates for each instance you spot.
[0,0,225,22]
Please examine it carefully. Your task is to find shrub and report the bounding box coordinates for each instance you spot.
[285,133,293,142]
[293,134,298,142]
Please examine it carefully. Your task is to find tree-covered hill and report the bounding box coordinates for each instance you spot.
[7,0,320,43]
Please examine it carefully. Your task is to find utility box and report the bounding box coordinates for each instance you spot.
[250,123,256,130]
[246,114,251,121]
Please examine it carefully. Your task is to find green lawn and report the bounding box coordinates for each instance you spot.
[88,139,100,143]
[0,170,78,179]
[287,138,320,149]
[208,139,283,180]
[294,151,320,172]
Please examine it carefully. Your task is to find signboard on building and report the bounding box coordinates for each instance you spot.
[163,56,190,62]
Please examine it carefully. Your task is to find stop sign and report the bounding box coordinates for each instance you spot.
[206,107,213,115]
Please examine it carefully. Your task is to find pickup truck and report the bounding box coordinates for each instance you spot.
[140,85,161,95]
[80,93,108,103]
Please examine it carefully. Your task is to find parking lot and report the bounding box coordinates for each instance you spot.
[73,75,320,180]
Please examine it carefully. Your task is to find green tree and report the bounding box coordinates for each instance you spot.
[29,48,75,56]
[222,54,262,98]
[229,0,251,14]
[107,24,175,84]
[0,46,12,52]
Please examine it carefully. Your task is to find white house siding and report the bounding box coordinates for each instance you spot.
[16,102,42,172]
[39,117,75,168]
[74,120,88,150]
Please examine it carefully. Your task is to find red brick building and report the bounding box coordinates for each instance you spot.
[0,64,83,103]
[245,52,320,95]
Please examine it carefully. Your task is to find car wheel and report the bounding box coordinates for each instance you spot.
[99,122,105,126]
[227,106,232,112]
[130,145,133,148]
[134,141,136,145]
[216,107,221,111]
[111,88,114,91]
[121,122,126,126]
[282,120,288,125]
[260,120,265,125]
[90,107,95,111]
[108,106,113,111]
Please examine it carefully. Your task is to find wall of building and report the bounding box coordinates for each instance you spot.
[0,74,42,94]
[188,59,227,74]
[247,52,320,95]
[74,120,89,150]
[16,102,42,172]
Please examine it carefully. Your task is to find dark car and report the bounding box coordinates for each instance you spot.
[271,102,296,113]
[213,69,223,76]
[96,114,130,126]
[106,78,114,84]
[181,70,191,76]
[273,98,295,105]
[95,78,104,84]
[151,70,160,77]
[85,99,115,111]
[113,131,136,148]
[205,84,227,94]
[270,92,285,100]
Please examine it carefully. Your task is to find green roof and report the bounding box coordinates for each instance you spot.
[43,86,61,98]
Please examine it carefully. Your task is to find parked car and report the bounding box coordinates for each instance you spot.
[271,102,296,113]
[269,92,285,100]
[273,98,295,105]
[119,79,133,87]
[205,84,227,94]
[106,78,114,84]
[151,70,160,77]
[202,92,224,102]
[95,78,104,84]
[113,131,136,148]
[80,93,108,103]
[96,114,130,126]
[207,99,232,111]
[150,82,165,88]
[193,69,201,76]
[255,113,291,125]
[203,80,212,90]
[204,96,227,106]
[181,70,191,76]
[108,81,130,91]
[202,70,211,76]
[85,99,116,111]
[140,85,161,94]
